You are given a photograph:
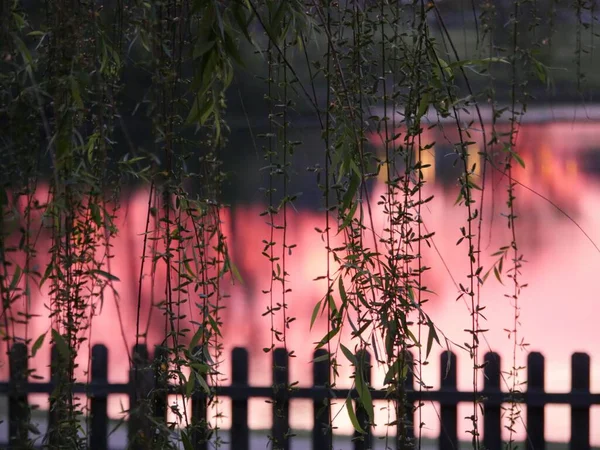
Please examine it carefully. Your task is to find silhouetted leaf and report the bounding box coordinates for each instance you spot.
[90,269,120,282]
[31,332,47,357]
[51,329,71,359]
[346,397,365,434]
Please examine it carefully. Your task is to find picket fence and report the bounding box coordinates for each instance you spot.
[1,343,599,450]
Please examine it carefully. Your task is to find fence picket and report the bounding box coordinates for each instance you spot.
[397,351,414,449]
[153,345,168,421]
[353,350,372,450]
[128,344,153,450]
[153,345,169,448]
[570,352,591,450]
[406,352,415,444]
[8,342,28,448]
[190,346,208,450]
[272,348,290,450]
[312,349,331,450]
[90,345,108,450]
[47,345,62,447]
[0,345,598,449]
[483,352,501,450]
[439,351,458,450]
[527,352,545,450]
[231,347,249,450]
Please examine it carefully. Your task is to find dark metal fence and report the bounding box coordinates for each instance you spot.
[1,343,598,450]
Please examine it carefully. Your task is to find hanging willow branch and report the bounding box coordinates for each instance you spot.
[0,0,596,448]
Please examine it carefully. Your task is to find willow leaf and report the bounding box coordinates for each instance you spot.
[51,329,71,359]
[355,365,374,423]
[346,397,365,434]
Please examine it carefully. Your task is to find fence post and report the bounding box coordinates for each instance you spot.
[570,352,590,450]
[526,352,545,450]
[398,351,414,449]
[9,342,29,448]
[272,348,290,450]
[47,344,66,447]
[191,346,208,450]
[153,344,168,448]
[312,349,330,450]
[90,345,108,450]
[231,347,249,450]
[353,350,372,450]
[439,351,458,450]
[153,345,168,421]
[405,352,415,443]
[128,344,153,450]
[483,352,501,450]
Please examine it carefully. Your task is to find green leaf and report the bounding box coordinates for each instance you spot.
[12,34,32,66]
[341,173,360,213]
[31,332,47,357]
[181,431,194,450]
[232,4,253,43]
[186,94,215,127]
[385,322,397,361]
[327,295,339,318]
[338,199,358,232]
[228,258,244,285]
[532,58,548,85]
[426,319,440,359]
[12,13,26,29]
[39,263,54,288]
[355,362,374,422]
[184,259,196,279]
[195,372,211,394]
[90,203,102,228]
[51,329,71,359]
[211,0,225,38]
[512,151,526,169]
[27,422,40,435]
[266,0,286,42]
[70,76,84,109]
[340,344,357,366]
[10,266,22,291]
[383,356,408,385]
[406,328,419,346]
[191,362,210,375]
[316,327,340,349]
[454,189,464,206]
[185,372,195,397]
[417,92,431,120]
[189,326,204,353]
[494,266,504,284]
[437,56,453,81]
[87,133,98,163]
[207,315,222,337]
[223,30,244,67]
[338,277,349,305]
[346,397,365,434]
[193,39,216,59]
[90,269,120,282]
[313,353,330,363]
[448,57,509,69]
[310,300,321,330]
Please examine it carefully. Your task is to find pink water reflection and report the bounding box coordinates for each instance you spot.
[1,120,600,444]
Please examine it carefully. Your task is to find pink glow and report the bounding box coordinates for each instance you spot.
[1,121,599,444]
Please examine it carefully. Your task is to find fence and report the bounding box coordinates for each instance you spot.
[1,343,599,450]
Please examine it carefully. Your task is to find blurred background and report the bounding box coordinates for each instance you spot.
[2,0,600,448]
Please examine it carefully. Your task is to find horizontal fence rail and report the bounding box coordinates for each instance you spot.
[1,343,598,450]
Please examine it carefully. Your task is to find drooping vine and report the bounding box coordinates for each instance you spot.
[1,1,597,449]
